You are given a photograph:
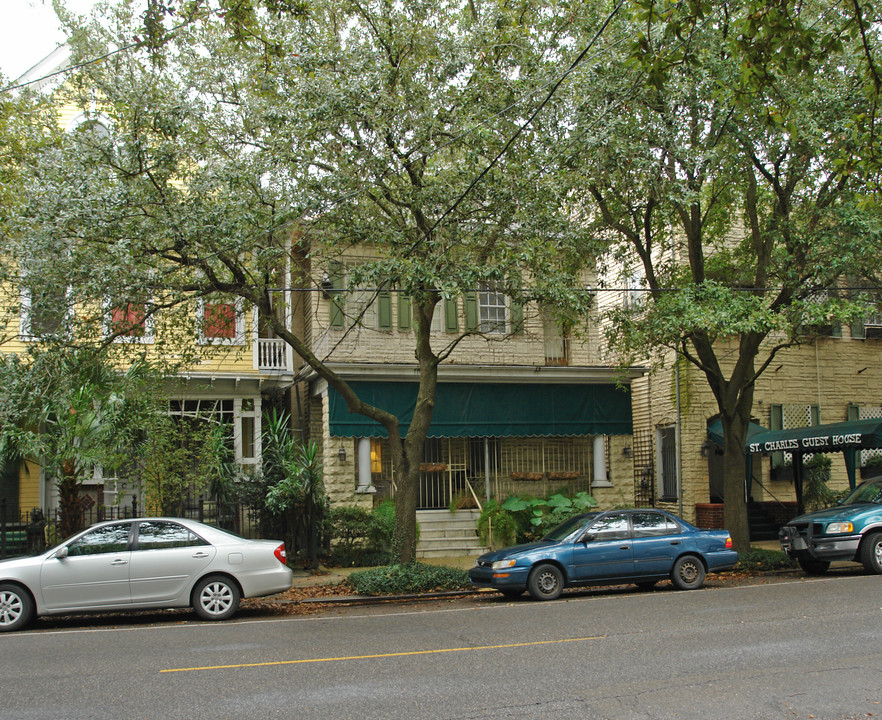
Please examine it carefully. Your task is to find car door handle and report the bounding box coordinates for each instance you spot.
[619,545,630,550]
[110,558,128,566]
[670,541,680,546]
[192,552,210,559]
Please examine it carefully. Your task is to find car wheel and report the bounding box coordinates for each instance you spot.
[860,532,882,574]
[527,563,564,601]
[500,589,524,599]
[670,555,706,590]
[192,575,241,621]
[635,581,658,590]
[797,556,831,575]
[0,583,34,632]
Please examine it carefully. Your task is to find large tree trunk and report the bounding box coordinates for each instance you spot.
[721,414,751,553]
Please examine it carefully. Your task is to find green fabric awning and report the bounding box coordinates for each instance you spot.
[328,381,633,438]
[745,418,882,455]
[706,418,767,449]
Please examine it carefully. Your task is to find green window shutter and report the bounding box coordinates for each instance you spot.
[398,294,412,331]
[378,290,392,329]
[847,403,860,422]
[810,405,821,426]
[509,271,524,334]
[329,262,344,327]
[464,292,478,332]
[444,297,459,333]
[770,404,784,469]
[832,322,843,338]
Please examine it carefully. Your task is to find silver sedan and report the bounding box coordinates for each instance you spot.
[0,517,293,631]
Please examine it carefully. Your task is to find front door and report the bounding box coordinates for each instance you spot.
[41,522,133,610]
[572,513,634,581]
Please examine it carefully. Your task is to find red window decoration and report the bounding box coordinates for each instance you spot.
[203,302,237,339]
[111,302,146,337]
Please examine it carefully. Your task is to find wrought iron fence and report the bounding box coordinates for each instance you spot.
[0,498,264,560]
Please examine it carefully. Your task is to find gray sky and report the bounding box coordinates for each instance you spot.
[1,0,97,80]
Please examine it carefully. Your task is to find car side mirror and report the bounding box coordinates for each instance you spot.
[54,546,69,560]
[580,532,596,544]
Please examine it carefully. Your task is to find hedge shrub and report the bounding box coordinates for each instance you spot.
[345,563,471,596]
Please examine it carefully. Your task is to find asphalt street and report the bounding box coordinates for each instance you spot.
[0,572,880,720]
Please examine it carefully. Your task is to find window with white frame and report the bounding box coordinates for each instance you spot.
[657,425,678,501]
[20,281,71,341]
[478,284,507,333]
[430,300,445,332]
[197,297,245,345]
[168,398,261,465]
[623,270,644,310]
[106,299,154,343]
[865,311,882,327]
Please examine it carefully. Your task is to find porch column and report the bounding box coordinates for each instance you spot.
[356,438,375,493]
[593,435,610,485]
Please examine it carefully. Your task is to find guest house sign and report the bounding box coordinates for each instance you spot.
[749,432,865,454]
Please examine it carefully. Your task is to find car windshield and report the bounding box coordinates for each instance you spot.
[542,513,601,542]
[840,479,882,506]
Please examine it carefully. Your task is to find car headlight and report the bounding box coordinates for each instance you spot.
[826,522,854,534]
[492,559,517,570]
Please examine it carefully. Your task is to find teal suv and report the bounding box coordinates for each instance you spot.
[779,476,882,575]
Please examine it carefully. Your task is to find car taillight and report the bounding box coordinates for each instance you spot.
[274,544,288,565]
[725,536,733,549]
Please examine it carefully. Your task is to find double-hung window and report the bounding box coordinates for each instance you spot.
[198,297,244,345]
[478,284,507,334]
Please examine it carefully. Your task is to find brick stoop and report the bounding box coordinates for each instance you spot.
[415,509,488,560]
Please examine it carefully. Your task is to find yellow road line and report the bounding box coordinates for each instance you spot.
[160,635,606,674]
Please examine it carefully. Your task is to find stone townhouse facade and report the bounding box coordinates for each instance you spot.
[626,326,882,534]
[291,250,642,516]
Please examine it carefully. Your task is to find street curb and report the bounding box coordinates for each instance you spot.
[279,589,489,605]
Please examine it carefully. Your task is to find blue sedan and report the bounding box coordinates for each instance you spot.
[469,509,738,600]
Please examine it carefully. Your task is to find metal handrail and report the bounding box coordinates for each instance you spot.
[750,475,791,511]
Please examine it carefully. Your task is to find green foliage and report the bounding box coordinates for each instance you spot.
[0,346,165,534]
[508,491,598,542]
[328,506,372,554]
[803,454,835,512]
[864,453,882,469]
[326,500,403,566]
[140,414,230,516]
[345,563,470,596]
[486,491,599,544]
[737,548,797,572]
[366,500,398,550]
[477,498,519,549]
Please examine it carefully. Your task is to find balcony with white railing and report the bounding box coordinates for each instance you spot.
[256,337,290,372]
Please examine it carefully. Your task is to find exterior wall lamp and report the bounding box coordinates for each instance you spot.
[338,442,347,462]
[622,446,632,458]
[321,271,334,298]
[700,440,712,458]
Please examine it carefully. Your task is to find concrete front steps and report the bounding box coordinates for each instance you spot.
[415,509,488,560]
